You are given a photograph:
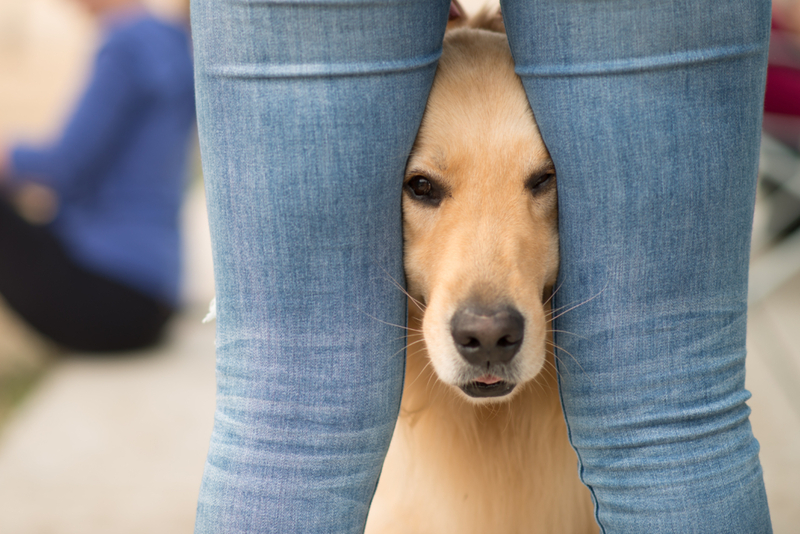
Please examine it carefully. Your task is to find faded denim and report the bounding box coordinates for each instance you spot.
[191,0,772,532]
[504,1,772,532]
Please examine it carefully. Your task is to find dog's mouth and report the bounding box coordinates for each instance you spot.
[460,374,516,398]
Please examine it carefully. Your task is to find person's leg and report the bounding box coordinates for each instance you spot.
[502,0,772,532]
[0,198,172,352]
[190,1,449,532]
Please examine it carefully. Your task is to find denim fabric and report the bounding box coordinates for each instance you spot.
[503,1,772,532]
[192,0,772,532]
[191,1,449,532]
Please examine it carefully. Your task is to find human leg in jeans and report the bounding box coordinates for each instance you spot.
[190,1,450,532]
[502,0,772,531]
[192,0,773,532]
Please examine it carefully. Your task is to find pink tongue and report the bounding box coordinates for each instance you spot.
[475,375,502,385]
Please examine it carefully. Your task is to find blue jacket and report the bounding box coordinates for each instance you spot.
[10,14,196,306]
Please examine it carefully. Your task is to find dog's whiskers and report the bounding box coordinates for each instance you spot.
[545,339,580,370]
[546,282,609,322]
[358,309,421,334]
[405,349,434,392]
[542,276,566,308]
[545,340,597,386]
[546,328,589,341]
[406,339,425,349]
[392,328,424,342]
[375,264,427,313]
[544,346,576,382]
[386,336,428,361]
[538,357,559,384]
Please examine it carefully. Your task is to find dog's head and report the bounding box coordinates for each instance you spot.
[403,23,558,404]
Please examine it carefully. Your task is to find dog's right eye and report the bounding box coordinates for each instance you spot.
[405,175,442,206]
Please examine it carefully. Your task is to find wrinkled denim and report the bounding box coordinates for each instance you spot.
[504,1,772,532]
[191,0,772,532]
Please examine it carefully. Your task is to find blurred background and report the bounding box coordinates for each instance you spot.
[0,1,215,532]
[0,0,797,532]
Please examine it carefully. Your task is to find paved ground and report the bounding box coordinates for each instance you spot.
[747,280,800,534]
[0,314,216,534]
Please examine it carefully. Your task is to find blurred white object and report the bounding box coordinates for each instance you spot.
[202,297,216,324]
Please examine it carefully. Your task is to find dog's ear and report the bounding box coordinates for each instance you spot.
[446,0,467,30]
[469,5,505,34]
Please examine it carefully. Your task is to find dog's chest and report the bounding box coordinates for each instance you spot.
[366,349,595,534]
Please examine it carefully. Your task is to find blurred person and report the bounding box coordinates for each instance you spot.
[760,0,800,239]
[765,0,800,146]
[0,0,195,352]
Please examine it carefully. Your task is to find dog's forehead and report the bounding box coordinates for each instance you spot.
[409,125,549,193]
[408,136,548,185]
[408,29,549,182]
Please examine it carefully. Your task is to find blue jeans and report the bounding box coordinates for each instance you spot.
[191,1,772,532]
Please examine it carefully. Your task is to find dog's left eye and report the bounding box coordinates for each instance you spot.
[405,175,443,206]
[526,171,555,194]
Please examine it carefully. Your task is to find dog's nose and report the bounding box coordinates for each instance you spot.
[450,307,525,366]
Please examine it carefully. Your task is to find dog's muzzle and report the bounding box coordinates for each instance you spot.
[451,305,524,398]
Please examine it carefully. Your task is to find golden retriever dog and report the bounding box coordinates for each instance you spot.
[365,8,597,534]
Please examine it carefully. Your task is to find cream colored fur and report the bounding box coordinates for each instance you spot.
[365,26,597,534]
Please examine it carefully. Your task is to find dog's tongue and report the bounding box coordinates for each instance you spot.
[475,375,503,385]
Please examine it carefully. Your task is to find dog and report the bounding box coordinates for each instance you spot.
[365,8,597,534]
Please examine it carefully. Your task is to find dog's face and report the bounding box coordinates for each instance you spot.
[403,28,558,404]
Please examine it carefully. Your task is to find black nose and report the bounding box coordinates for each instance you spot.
[450,307,525,366]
